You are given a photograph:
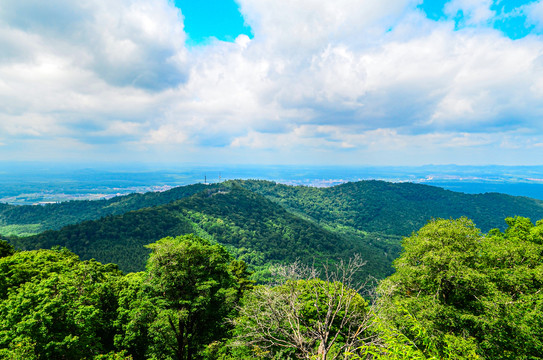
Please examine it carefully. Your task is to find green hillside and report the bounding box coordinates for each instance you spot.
[6,180,543,280]
[10,185,395,279]
[4,179,543,239]
[236,179,543,234]
[0,183,211,236]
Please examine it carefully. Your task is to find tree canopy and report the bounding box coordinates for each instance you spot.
[377,216,543,359]
[0,235,251,360]
[0,248,123,359]
[141,234,250,360]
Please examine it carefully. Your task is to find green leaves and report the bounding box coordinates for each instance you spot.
[123,234,250,360]
[0,236,250,360]
[0,239,14,258]
[378,217,543,359]
[0,249,123,360]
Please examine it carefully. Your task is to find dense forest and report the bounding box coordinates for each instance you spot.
[3,180,543,358]
[236,180,543,234]
[6,186,385,279]
[1,216,543,359]
[0,183,210,236]
[4,180,543,280]
[3,180,543,238]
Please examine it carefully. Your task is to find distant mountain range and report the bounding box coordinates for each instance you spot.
[3,180,543,279]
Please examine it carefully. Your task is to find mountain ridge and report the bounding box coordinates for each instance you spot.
[4,180,543,280]
[236,179,543,234]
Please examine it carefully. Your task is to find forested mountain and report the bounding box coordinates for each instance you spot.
[237,179,543,234]
[3,180,543,238]
[0,183,210,236]
[4,180,543,359]
[5,180,543,280]
[10,186,394,279]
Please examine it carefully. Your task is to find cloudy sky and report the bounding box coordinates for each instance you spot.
[1,0,543,166]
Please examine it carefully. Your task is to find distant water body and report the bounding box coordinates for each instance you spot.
[1,162,543,204]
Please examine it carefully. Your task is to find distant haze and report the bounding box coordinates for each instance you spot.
[2,163,543,204]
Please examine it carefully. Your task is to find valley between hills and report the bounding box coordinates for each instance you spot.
[2,179,543,280]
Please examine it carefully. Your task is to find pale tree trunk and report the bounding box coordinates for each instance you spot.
[317,340,327,360]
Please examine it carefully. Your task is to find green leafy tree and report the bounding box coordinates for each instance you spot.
[377,217,543,359]
[114,272,154,359]
[353,306,480,360]
[0,239,14,258]
[124,234,250,360]
[0,248,123,359]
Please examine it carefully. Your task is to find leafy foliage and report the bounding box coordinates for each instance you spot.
[0,235,251,360]
[0,248,123,359]
[4,213,543,359]
[377,216,543,359]
[0,239,14,258]
[143,235,249,360]
[354,306,480,360]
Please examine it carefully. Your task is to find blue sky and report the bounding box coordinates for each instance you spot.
[419,0,539,38]
[1,0,543,166]
[176,0,539,42]
[173,0,252,45]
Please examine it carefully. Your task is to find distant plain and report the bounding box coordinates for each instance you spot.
[2,162,543,205]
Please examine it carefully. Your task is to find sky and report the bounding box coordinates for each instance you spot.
[1,0,543,166]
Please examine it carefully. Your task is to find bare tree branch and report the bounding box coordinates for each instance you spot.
[232,256,378,359]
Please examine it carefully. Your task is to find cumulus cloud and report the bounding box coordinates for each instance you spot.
[239,0,418,51]
[0,0,188,91]
[0,0,187,160]
[444,0,495,25]
[523,0,543,32]
[1,0,543,165]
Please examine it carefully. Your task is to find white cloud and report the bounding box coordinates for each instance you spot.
[523,0,543,32]
[426,32,543,131]
[0,0,188,91]
[146,124,189,145]
[239,0,418,52]
[0,114,65,137]
[444,0,495,25]
[2,0,543,165]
